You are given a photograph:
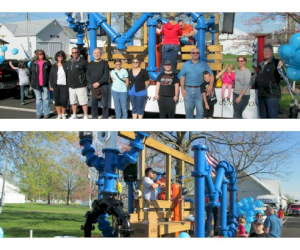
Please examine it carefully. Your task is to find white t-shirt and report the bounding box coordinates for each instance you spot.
[143,176,157,200]
[57,66,66,85]
[15,68,29,86]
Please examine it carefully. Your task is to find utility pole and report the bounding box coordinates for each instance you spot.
[0,153,9,214]
[26,13,31,59]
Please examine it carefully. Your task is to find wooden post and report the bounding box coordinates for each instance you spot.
[166,155,172,201]
[106,12,112,61]
[214,13,221,67]
[179,160,185,221]
[143,22,148,45]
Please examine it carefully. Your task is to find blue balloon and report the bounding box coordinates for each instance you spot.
[255,200,262,207]
[1,45,7,52]
[246,210,254,217]
[246,216,254,223]
[240,198,248,205]
[249,204,256,210]
[27,61,32,68]
[287,67,300,81]
[293,50,300,64]
[278,44,296,60]
[11,48,19,55]
[247,197,254,204]
[0,55,4,65]
[238,209,245,216]
[242,204,249,211]
[289,58,300,70]
[178,232,190,238]
[290,33,300,50]
[236,202,243,208]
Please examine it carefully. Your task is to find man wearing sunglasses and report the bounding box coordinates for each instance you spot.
[179,48,214,119]
[67,47,89,119]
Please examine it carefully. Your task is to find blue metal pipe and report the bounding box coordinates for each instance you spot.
[118,132,149,169]
[80,138,105,172]
[98,214,116,237]
[186,12,207,61]
[192,144,208,238]
[128,183,134,214]
[122,13,153,42]
[146,18,158,79]
[88,13,99,61]
[102,149,120,194]
[220,179,228,234]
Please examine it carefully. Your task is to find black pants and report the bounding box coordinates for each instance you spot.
[158,96,176,118]
[233,93,250,119]
[91,84,109,119]
[54,85,69,108]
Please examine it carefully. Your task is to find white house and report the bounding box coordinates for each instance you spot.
[237,175,288,208]
[220,28,253,55]
[0,19,73,60]
[0,177,25,204]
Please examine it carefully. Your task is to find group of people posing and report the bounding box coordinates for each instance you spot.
[10,20,283,119]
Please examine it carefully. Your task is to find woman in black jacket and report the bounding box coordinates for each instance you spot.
[49,51,69,119]
[30,49,52,119]
[128,58,150,119]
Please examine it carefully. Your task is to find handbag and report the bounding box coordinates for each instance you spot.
[91,85,105,99]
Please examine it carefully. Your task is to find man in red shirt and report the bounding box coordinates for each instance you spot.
[277,205,284,223]
[178,20,195,45]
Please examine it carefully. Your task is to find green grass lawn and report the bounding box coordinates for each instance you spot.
[0,203,105,238]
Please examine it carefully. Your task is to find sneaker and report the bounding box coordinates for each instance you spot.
[83,115,89,119]
[69,114,77,119]
[44,115,50,119]
[36,115,42,119]
[61,114,67,119]
[21,102,25,105]
[56,114,62,119]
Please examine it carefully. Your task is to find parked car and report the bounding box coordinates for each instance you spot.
[0,60,34,99]
[288,203,300,216]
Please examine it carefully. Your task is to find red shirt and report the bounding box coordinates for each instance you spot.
[161,22,182,45]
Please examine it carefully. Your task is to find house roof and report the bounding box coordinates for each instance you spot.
[0,38,9,44]
[1,19,73,38]
[63,26,77,39]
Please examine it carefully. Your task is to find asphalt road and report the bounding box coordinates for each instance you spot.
[281,216,300,237]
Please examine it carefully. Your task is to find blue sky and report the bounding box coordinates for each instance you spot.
[0,12,288,34]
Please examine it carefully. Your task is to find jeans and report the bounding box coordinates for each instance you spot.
[160,44,180,73]
[184,86,203,119]
[129,94,146,115]
[112,90,128,119]
[233,93,250,119]
[91,84,109,119]
[33,87,50,116]
[258,96,280,118]
[20,85,25,104]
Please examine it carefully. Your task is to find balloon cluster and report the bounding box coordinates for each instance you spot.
[278,33,300,81]
[236,197,265,224]
[0,45,19,65]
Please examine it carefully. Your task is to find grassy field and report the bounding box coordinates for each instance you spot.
[0,203,104,238]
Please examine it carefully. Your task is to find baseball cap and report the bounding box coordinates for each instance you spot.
[164,60,172,65]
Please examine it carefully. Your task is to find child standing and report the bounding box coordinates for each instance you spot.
[249,220,269,237]
[216,64,235,101]
[201,71,217,119]
[237,217,248,237]
[9,61,29,105]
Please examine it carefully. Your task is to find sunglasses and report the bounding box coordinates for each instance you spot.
[57,55,63,57]
[38,54,43,56]
[191,52,200,54]
[237,60,245,62]
[72,52,78,54]
[132,61,139,64]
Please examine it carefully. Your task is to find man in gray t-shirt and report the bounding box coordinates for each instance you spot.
[143,168,163,200]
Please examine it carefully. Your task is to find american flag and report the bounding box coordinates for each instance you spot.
[205,151,219,174]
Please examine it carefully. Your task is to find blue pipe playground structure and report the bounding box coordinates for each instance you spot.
[79,131,148,237]
[65,12,217,80]
[192,144,238,238]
